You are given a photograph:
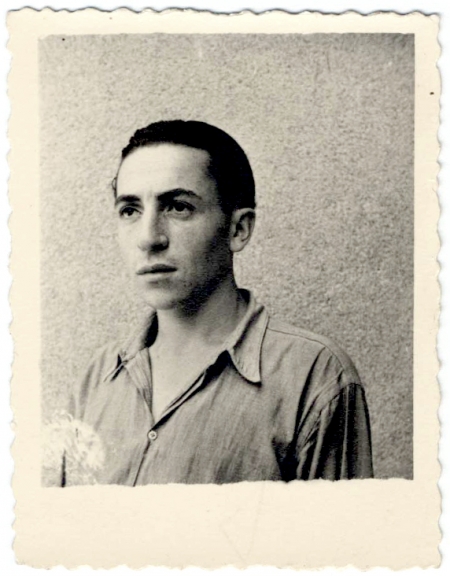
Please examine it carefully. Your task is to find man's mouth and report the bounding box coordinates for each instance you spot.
[136,264,177,275]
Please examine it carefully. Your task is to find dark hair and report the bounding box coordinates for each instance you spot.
[116,120,255,214]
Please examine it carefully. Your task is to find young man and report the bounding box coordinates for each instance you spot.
[61,120,373,485]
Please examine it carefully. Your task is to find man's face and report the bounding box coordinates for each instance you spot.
[115,143,233,310]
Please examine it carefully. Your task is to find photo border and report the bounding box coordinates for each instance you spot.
[8,9,441,569]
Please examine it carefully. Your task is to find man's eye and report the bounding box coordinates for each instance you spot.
[166,201,194,216]
[119,206,139,218]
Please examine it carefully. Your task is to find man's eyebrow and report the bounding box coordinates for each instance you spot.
[158,188,201,201]
[114,194,141,208]
[114,189,202,208]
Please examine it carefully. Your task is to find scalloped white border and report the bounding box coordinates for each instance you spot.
[3,3,444,568]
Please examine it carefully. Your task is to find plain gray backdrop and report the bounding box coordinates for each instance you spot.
[39,33,414,479]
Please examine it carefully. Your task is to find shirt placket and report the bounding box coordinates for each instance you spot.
[124,349,219,485]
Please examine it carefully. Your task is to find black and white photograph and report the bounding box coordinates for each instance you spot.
[39,31,412,486]
[7,8,441,570]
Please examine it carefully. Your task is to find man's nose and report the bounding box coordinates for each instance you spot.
[138,209,169,252]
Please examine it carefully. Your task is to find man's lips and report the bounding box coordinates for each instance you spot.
[136,264,177,275]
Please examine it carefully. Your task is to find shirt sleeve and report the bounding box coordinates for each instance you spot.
[295,383,374,480]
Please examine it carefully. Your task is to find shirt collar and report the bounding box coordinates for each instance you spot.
[221,291,269,383]
[111,290,269,384]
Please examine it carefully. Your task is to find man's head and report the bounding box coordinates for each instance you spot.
[114,120,256,311]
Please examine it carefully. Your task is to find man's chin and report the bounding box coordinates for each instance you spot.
[138,288,186,311]
[136,280,220,312]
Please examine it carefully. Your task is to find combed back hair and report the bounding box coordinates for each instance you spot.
[116,120,256,214]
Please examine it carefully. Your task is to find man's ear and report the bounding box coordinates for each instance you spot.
[229,208,256,253]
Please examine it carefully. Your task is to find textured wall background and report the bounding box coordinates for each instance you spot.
[39,34,414,479]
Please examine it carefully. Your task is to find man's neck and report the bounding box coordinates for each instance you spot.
[153,276,247,356]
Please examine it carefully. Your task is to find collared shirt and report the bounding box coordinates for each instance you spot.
[60,291,373,485]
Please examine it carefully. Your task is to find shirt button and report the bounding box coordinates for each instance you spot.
[148,430,158,441]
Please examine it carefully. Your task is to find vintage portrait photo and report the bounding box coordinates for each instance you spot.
[8,9,440,569]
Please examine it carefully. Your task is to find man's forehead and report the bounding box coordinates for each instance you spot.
[115,143,216,198]
[118,143,211,177]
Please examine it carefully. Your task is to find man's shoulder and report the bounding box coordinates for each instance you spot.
[79,338,126,384]
[263,315,361,386]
